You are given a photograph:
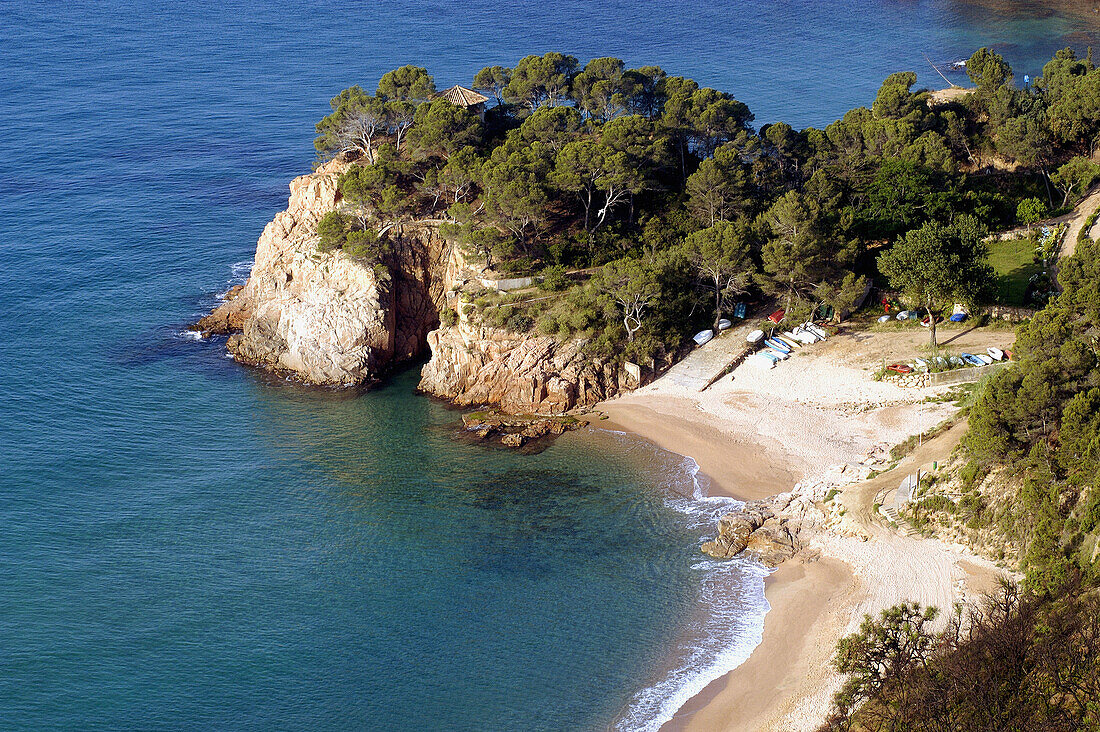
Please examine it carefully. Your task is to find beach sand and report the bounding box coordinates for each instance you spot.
[665,556,856,732]
[592,326,1015,732]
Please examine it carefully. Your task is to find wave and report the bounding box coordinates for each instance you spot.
[601,431,773,732]
[176,259,254,343]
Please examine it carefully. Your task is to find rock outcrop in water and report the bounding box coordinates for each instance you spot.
[197,159,449,386]
[198,160,637,410]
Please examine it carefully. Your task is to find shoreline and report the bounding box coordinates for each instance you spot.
[665,556,857,732]
[590,327,1015,732]
[593,400,798,502]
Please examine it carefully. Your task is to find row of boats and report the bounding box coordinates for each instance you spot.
[745,322,830,369]
[887,347,1010,374]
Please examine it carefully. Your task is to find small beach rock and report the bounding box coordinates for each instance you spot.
[744,524,801,568]
[500,433,525,448]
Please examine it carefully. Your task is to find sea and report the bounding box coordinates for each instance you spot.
[1,2,1096,730]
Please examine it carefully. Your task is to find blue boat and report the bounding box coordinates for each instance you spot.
[765,338,790,354]
[960,353,985,366]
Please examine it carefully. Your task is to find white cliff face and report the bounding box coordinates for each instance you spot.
[204,159,442,386]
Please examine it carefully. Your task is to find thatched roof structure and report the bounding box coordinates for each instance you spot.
[437,85,489,108]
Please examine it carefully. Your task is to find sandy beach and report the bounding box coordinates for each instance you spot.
[594,325,1015,732]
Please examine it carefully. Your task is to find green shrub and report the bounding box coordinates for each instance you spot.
[539,264,571,291]
[505,312,534,332]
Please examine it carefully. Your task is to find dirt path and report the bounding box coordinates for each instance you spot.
[840,419,970,525]
[997,184,1100,257]
[1061,186,1100,257]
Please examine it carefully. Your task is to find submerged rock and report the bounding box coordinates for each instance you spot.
[461,410,582,451]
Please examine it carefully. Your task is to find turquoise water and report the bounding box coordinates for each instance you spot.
[2,2,1096,730]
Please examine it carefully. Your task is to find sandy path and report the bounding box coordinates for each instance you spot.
[668,420,1006,732]
[1061,186,1100,257]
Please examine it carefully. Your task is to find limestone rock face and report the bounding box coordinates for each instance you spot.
[418,323,623,414]
[200,159,447,386]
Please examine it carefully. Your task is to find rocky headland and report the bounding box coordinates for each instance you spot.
[197,161,636,412]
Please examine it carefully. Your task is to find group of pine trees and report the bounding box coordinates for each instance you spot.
[309,48,1100,362]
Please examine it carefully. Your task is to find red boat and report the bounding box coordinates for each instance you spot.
[888,364,912,374]
[768,309,785,324]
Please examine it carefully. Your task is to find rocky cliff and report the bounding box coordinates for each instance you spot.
[198,160,635,410]
[417,321,630,414]
[197,159,449,386]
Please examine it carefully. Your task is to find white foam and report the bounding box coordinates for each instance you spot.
[598,430,773,732]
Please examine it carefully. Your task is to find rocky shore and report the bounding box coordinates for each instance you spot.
[700,460,877,568]
[460,410,583,450]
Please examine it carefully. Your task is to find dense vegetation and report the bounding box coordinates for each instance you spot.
[816,49,1100,731]
[310,48,1099,363]
[820,581,1100,731]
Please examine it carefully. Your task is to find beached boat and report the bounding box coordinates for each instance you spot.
[780,331,802,345]
[987,347,1004,361]
[977,354,994,365]
[765,338,791,354]
[934,356,949,369]
[749,353,775,368]
[960,353,984,366]
[693,329,714,346]
[914,357,931,369]
[1005,349,1013,360]
[805,323,828,339]
[746,329,765,344]
[878,315,892,323]
[896,310,911,320]
[765,347,789,360]
[888,363,912,374]
[775,335,801,349]
[717,319,732,330]
[768,309,785,324]
[790,327,818,344]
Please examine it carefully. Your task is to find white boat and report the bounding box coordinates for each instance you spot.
[805,323,828,339]
[749,353,775,369]
[977,354,994,365]
[765,347,790,360]
[693,329,714,346]
[896,310,910,320]
[987,347,1004,361]
[790,327,819,344]
[878,315,891,323]
[718,319,732,330]
[915,357,930,369]
[746,329,765,344]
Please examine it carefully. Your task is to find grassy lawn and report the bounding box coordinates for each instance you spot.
[987,236,1043,305]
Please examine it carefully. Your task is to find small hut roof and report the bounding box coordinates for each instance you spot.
[438,85,490,107]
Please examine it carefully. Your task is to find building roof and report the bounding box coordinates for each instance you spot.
[437,85,489,108]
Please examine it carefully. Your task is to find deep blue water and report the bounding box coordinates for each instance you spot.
[2,2,1096,730]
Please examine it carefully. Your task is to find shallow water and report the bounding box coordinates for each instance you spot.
[1,2,1095,729]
